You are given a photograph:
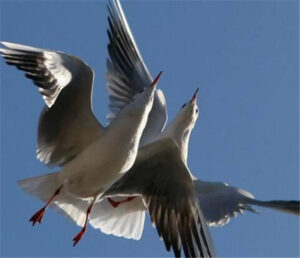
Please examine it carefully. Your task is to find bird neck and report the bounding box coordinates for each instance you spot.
[160,121,192,165]
[108,106,151,149]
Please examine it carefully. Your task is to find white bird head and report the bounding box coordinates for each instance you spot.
[175,88,199,130]
[158,88,199,165]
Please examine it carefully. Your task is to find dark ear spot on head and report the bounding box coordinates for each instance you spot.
[181,103,187,109]
[195,108,199,114]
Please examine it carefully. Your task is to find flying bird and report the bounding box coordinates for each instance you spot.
[101,137,216,258]
[86,0,299,245]
[0,2,216,257]
[0,41,161,246]
[1,0,298,257]
[0,1,217,256]
[97,1,217,256]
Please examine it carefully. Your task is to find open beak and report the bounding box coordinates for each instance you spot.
[191,88,199,103]
[151,70,163,87]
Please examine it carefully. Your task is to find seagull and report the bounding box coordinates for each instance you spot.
[17,1,294,255]
[91,85,299,239]
[0,41,162,246]
[101,137,216,258]
[0,42,216,257]
[0,1,216,256]
[88,0,299,243]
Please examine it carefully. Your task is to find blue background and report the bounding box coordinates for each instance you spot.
[1,0,299,257]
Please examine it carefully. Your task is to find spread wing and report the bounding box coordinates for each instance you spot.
[194,180,257,226]
[194,180,300,226]
[0,42,104,167]
[104,138,216,257]
[106,0,167,146]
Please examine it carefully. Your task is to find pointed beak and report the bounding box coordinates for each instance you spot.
[151,70,163,88]
[191,88,199,103]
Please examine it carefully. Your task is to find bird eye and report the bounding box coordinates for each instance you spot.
[195,108,199,113]
[181,103,187,109]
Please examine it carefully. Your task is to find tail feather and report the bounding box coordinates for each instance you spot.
[247,199,300,215]
[18,173,148,237]
[18,172,60,202]
[18,172,89,227]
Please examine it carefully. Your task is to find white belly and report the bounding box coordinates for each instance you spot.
[60,137,137,199]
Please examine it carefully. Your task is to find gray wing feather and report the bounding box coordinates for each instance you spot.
[194,180,299,226]
[0,41,104,167]
[194,180,257,226]
[1,42,72,107]
[106,0,167,145]
[104,138,216,257]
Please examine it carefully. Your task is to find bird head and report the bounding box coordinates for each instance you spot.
[175,88,199,130]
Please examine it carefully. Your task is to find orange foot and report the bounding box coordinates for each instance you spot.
[29,207,46,226]
[73,227,86,247]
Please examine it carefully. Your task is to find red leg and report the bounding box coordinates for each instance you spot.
[29,185,63,226]
[107,196,136,208]
[73,201,94,247]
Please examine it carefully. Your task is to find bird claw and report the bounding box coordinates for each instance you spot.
[29,207,46,226]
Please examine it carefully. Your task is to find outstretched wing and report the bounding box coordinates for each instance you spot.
[104,138,216,257]
[194,180,257,226]
[106,0,167,146]
[194,180,299,226]
[0,42,104,167]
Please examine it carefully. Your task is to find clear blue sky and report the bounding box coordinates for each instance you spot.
[1,0,299,257]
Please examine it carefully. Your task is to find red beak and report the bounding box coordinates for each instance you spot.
[191,88,199,103]
[151,70,163,87]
